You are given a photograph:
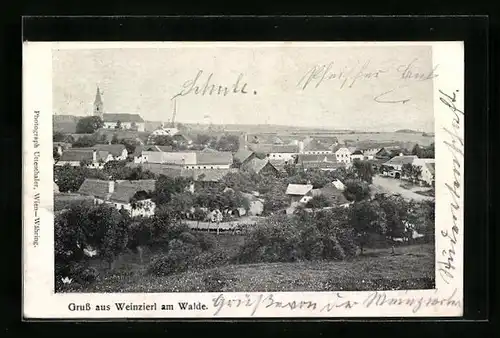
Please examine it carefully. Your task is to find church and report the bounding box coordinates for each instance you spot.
[93,86,146,132]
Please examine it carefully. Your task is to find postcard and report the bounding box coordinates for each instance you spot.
[23,41,464,318]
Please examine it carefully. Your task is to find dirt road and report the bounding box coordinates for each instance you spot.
[371,176,434,202]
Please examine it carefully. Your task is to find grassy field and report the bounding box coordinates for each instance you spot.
[79,241,434,293]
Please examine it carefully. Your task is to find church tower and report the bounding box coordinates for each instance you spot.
[93,86,104,118]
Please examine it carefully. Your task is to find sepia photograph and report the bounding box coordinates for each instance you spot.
[52,45,436,294]
[23,41,463,318]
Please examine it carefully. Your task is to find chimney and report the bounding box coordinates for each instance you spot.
[92,149,97,162]
[108,181,115,193]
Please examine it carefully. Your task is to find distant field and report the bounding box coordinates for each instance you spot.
[335,132,434,146]
[80,243,434,293]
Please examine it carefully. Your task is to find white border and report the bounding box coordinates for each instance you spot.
[22,41,464,319]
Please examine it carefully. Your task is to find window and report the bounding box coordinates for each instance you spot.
[211,166,214,169]
[203,166,206,169]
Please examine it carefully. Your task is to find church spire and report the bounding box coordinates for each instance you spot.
[93,85,103,118]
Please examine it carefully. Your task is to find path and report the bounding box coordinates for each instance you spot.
[371,176,434,201]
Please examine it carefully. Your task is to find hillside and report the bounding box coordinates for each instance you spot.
[82,244,434,293]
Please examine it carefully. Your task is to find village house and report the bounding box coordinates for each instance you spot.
[183,168,238,192]
[350,149,365,161]
[53,142,72,156]
[233,149,256,167]
[382,155,418,178]
[57,143,129,168]
[296,154,344,171]
[133,145,173,163]
[138,149,233,169]
[412,158,436,186]
[242,157,279,176]
[77,178,156,217]
[360,147,382,160]
[285,183,314,214]
[334,147,353,164]
[311,182,350,207]
[102,113,146,132]
[299,138,333,155]
[247,144,299,162]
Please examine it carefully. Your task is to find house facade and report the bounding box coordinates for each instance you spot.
[247,144,299,162]
[102,113,146,132]
[137,150,233,169]
[334,147,352,164]
[350,149,365,161]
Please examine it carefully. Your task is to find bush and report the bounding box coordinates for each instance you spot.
[193,232,217,251]
[202,268,237,292]
[148,239,202,277]
[55,261,99,292]
[192,248,233,270]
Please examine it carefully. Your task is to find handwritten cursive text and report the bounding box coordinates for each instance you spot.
[438,89,464,284]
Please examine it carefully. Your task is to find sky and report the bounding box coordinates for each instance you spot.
[52,43,436,132]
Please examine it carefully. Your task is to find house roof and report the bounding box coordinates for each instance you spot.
[183,168,236,182]
[93,144,127,157]
[233,149,254,163]
[425,162,435,175]
[351,149,364,155]
[303,139,330,152]
[245,157,276,174]
[347,147,358,153]
[133,145,175,156]
[195,151,233,165]
[384,155,418,166]
[78,179,112,200]
[53,142,72,148]
[59,149,94,162]
[286,184,313,196]
[109,180,156,203]
[248,143,299,154]
[103,113,144,123]
[311,182,349,204]
[301,162,344,170]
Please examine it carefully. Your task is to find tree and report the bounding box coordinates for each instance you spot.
[231,158,242,169]
[348,200,388,254]
[130,121,137,131]
[375,194,409,242]
[411,144,422,156]
[306,194,330,210]
[221,170,258,193]
[72,135,97,148]
[154,135,175,147]
[76,116,103,134]
[120,138,138,155]
[153,175,192,205]
[169,192,195,223]
[343,179,370,201]
[55,203,129,271]
[115,120,122,129]
[53,148,61,162]
[215,135,240,152]
[196,134,212,146]
[53,131,67,142]
[193,208,208,228]
[352,160,374,184]
[54,164,109,193]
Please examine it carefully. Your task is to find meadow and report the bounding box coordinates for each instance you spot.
[77,234,434,293]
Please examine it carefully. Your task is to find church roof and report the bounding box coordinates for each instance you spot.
[103,113,144,123]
